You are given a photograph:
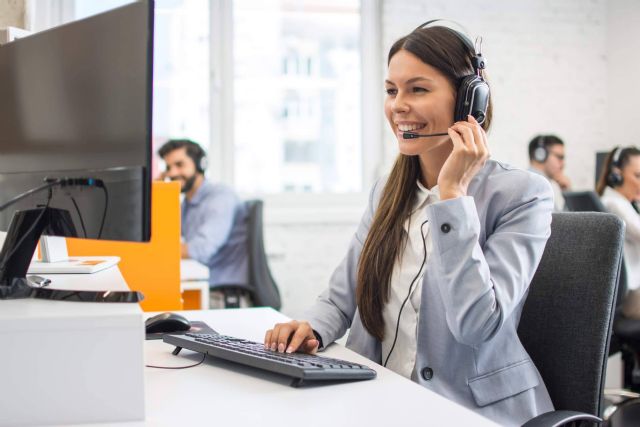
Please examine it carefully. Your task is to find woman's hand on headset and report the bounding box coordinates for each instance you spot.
[438,115,490,200]
[264,320,319,354]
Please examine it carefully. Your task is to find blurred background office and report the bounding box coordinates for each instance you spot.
[3,0,639,318]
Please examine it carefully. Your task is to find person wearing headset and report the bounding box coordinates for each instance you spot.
[528,134,571,211]
[157,139,251,308]
[264,22,554,426]
[597,146,640,319]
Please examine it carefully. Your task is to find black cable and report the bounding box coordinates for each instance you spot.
[146,352,207,369]
[0,188,53,272]
[383,219,429,368]
[0,179,61,213]
[69,196,88,238]
[98,185,108,239]
[0,177,105,271]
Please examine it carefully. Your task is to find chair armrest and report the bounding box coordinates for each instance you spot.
[605,388,640,400]
[522,410,601,427]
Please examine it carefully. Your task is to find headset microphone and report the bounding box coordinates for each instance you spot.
[402,131,449,139]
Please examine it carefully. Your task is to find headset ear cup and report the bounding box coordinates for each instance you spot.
[533,146,548,163]
[607,171,623,187]
[454,75,490,124]
[199,155,208,174]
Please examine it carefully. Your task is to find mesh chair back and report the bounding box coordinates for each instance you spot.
[518,212,623,417]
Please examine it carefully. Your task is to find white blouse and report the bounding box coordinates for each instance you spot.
[381,180,438,379]
[601,186,640,290]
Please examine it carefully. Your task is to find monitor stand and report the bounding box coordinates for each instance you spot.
[28,236,120,274]
[0,207,142,302]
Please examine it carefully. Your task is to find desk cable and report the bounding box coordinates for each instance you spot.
[146,350,207,370]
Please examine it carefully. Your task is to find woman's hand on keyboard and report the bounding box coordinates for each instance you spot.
[264,320,319,354]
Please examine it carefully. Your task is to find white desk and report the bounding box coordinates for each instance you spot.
[180,259,209,309]
[0,267,144,426]
[133,308,498,426]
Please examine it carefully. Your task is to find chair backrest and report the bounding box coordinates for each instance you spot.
[518,212,624,417]
[563,191,628,313]
[244,200,281,310]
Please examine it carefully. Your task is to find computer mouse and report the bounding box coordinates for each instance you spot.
[145,312,192,334]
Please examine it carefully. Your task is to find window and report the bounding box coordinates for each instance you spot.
[230,0,363,194]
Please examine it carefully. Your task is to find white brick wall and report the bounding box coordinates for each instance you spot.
[606,0,640,150]
[266,223,356,318]
[270,0,640,319]
[381,0,609,188]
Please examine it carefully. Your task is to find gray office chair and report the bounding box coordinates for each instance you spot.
[217,200,281,310]
[244,199,281,310]
[563,191,640,393]
[519,212,624,426]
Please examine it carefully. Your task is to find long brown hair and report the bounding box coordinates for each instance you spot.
[356,26,493,340]
[596,146,640,196]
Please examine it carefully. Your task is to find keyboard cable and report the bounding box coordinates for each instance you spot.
[146,351,207,370]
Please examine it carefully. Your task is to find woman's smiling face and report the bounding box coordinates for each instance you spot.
[384,49,457,156]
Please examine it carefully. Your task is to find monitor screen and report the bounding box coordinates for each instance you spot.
[595,151,608,187]
[0,1,153,242]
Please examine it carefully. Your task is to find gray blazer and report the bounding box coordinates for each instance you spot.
[305,159,555,426]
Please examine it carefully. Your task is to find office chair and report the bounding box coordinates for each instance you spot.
[519,212,624,426]
[214,200,282,310]
[563,191,640,393]
[244,199,282,310]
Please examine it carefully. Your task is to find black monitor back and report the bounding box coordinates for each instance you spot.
[595,151,609,188]
[563,191,607,213]
[0,1,153,242]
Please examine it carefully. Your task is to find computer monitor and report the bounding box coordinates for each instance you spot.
[595,151,609,186]
[0,1,154,300]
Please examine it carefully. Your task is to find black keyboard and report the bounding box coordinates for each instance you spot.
[163,333,376,386]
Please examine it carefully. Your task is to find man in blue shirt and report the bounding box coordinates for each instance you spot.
[158,139,250,307]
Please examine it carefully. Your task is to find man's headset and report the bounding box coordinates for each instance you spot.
[183,140,208,174]
[402,20,490,140]
[607,146,624,187]
[532,136,549,163]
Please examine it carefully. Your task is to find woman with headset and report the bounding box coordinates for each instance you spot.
[264,23,554,425]
[597,146,640,319]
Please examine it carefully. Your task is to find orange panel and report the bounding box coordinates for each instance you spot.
[182,290,201,310]
[66,181,182,311]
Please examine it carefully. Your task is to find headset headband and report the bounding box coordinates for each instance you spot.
[413,19,472,44]
[413,19,485,74]
[612,146,623,167]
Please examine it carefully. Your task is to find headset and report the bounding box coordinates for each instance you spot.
[607,146,624,187]
[532,136,549,163]
[416,20,490,125]
[160,139,209,175]
[402,21,490,140]
[189,142,208,174]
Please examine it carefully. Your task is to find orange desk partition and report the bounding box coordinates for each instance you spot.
[66,181,182,312]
